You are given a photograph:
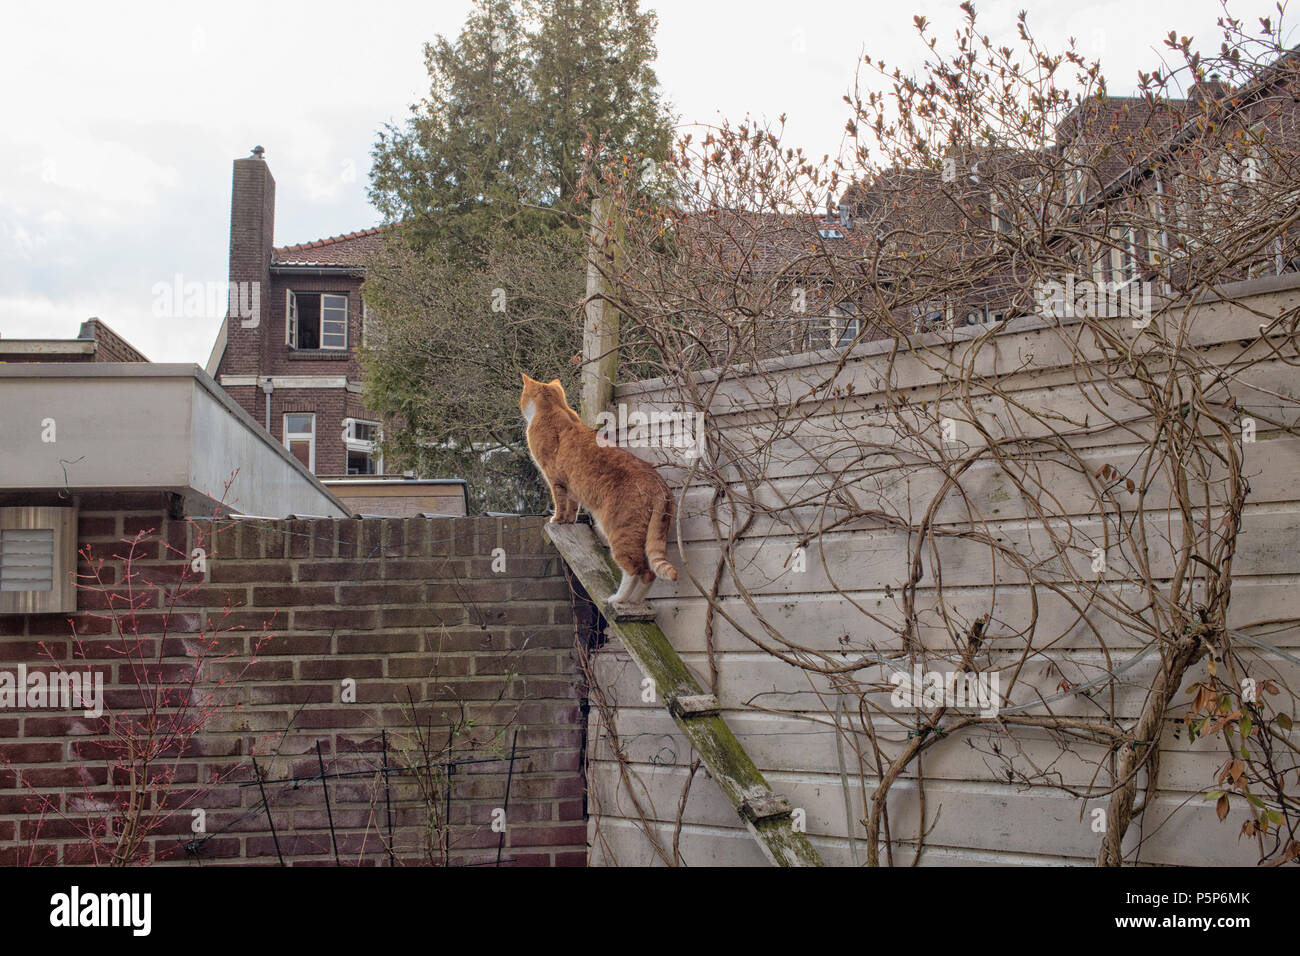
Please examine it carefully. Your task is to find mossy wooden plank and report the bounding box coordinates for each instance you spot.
[544,521,825,867]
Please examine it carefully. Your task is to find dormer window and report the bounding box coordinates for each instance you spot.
[286,291,348,351]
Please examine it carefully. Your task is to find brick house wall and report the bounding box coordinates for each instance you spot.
[221,381,360,475]
[0,492,593,866]
[215,153,387,477]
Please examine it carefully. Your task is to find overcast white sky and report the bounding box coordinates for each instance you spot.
[0,0,1287,363]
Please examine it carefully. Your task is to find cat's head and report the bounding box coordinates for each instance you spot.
[520,373,567,420]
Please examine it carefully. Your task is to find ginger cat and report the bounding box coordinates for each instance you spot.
[520,373,677,607]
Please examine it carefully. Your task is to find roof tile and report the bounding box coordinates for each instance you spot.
[272,226,388,266]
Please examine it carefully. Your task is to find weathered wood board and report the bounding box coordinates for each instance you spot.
[544,520,824,866]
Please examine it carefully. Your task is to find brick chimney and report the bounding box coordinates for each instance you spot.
[1189,73,1230,106]
[218,146,275,381]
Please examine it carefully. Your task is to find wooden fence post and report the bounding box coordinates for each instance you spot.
[581,195,620,429]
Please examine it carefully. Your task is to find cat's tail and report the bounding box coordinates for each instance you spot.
[645,489,678,582]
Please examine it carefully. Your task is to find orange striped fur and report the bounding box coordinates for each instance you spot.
[520,373,677,604]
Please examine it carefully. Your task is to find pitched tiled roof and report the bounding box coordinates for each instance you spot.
[272,225,389,267]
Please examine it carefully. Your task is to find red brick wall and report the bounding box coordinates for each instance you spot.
[261,272,368,378]
[81,319,150,363]
[260,272,381,475]
[0,493,592,867]
[216,275,382,474]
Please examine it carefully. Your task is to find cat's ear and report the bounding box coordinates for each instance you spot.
[521,372,532,384]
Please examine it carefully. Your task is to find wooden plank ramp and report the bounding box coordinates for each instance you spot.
[544,521,825,867]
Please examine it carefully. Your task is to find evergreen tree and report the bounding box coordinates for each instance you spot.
[363,0,673,513]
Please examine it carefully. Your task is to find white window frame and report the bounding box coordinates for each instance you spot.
[286,291,349,351]
[361,299,387,349]
[1110,225,1139,285]
[1088,239,1107,285]
[320,293,348,350]
[989,192,1010,239]
[829,305,861,348]
[1067,162,1085,205]
[285,288,297,346]
[1170,173,1201,253]
[1149,172,1170,269]
[343,418,383,475]
[284,413,316,471]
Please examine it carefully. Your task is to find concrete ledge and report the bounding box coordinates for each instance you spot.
[0,363,348,517]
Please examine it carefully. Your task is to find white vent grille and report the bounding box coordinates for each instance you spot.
[0,528,55,592]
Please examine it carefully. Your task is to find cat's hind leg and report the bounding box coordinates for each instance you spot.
[609,569,638,604]
[628,576,654,603]
[608,542,655,616]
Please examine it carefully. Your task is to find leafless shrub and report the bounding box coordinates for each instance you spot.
[586,4,1300,865]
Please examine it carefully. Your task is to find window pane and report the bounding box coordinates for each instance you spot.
[286,414,313,435]
[835,319,859,348]
[289,440,311,468]
[294,293,321,349]
[320,296,347,350]
[323,298,347,339]
[348,450,378,475]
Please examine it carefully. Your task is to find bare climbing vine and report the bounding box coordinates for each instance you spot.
[582,4,1300,865]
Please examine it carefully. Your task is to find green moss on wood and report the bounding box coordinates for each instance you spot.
[545,522,825,867]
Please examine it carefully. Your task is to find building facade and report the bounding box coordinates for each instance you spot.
[208,149,387,478]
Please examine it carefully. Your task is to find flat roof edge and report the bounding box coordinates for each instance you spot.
[0,363,350,516]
